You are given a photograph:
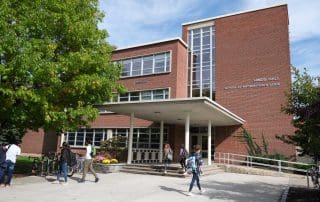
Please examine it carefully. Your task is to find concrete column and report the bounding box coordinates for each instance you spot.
[159,121,164,163]
[208,120,212,165]
[185,113,190,153]
[127,112,134,164]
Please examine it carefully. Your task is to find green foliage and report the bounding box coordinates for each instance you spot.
[0,0,125,144]
[242,128,288,165]
[278,67,320,164]
[14,156,34,174]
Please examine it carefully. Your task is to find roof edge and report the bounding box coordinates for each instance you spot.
[182,3,287,26]
[115,37,188,51]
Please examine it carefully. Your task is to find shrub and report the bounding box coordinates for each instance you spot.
[110,159,118,164]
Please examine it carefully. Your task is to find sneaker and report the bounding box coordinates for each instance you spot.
[187,192,193,196]
[52,180,60,184]
[200,189,206,194]
[61,182,68,185]
[95,178,99,183]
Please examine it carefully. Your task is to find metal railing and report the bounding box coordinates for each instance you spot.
[132,148,161,164]
[214,152,313,173]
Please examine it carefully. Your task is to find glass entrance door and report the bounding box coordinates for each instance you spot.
[190,133,208,158]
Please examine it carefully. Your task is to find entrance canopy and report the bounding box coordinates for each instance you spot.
[97,97,245,126]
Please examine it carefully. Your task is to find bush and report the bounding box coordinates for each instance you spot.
[110,159,118,164]
[14,156,34,174]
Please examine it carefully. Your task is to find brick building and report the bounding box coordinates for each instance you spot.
[21,4,295,163]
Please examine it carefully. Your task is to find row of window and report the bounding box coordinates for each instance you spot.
[188,26,216,100]
[112,89,169,102]
[116,52,171,77]
[63,127,169,149]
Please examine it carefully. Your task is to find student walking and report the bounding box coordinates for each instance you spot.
[179,144,188,173]
[79,140,99,183]
[163,143,173,174]
[54,142,70,185]
[2,142,21,187]
[187,144,205,196]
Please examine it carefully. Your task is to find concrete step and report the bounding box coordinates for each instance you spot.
[120,168,185,177]
[120,164,224,178]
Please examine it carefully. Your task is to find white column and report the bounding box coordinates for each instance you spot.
[208,120,212,165]
[127,112,134,164]
[185,113,190,153]
[159,121,164,163]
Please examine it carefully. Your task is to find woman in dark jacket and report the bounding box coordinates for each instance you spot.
[54,142,70,185]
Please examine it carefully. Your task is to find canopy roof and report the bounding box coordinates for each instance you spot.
[97,97,245,127]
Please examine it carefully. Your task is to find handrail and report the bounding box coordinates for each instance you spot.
[214,152,313,173]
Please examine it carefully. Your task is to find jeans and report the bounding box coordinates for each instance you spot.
[4,160,15,185]
[188,171,201,192]
[57,162,68,182]
[0,167,5,184]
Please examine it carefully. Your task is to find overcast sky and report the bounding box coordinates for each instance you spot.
[99,0,320,77]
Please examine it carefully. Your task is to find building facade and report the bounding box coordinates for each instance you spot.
[21,4,295,161]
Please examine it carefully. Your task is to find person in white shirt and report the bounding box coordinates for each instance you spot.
[79,139,99,183]
[2,141,21,187]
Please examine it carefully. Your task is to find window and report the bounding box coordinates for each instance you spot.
[154,53,166,73]
[141,91,152,101]
[188,26,216,100]
[131,58,142,76]
[114,89,169,103]
[117,52,171,77]
[65,127,169,149]
[121,60,131,77]
[143,56,153,74]
[130,92,140,101]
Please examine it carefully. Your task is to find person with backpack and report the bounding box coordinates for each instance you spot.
[187,144,205,196]
[54,142,70,185]
[179,144,188,173]
[79,139,99,183]
[0,145,8,187]
[2,142,21,187]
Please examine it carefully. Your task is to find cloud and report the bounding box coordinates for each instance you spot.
[240,0,320,43]
[99,0,204,48]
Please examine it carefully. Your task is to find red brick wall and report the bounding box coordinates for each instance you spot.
[182,5,295,157]
[112,40,188,98]
[214,5,295,157]
[21,129,58,155]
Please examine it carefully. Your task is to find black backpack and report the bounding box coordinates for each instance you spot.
[67,150,77,167]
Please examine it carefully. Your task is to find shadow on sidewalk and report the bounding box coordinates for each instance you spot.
[159,185,188,196]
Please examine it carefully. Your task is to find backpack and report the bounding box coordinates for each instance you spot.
[67,150,77,167]
[91,145,96,157]
[186,156,196,174]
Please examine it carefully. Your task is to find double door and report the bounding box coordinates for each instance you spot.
[190,133,211,158]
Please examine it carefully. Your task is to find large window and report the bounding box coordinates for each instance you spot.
[116,52,171,77]
[113,89,169,103]
[64,127,169,149]
[188,26,216,100]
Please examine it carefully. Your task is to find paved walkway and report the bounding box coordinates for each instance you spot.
[0,172,302,202]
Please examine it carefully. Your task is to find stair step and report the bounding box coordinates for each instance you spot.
[120,169,186,178]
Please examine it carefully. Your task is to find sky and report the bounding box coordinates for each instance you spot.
[99,0,320,77]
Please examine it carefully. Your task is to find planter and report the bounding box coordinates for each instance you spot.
[93,163,126,173]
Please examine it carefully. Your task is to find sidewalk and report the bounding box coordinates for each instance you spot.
[0,172,300,202]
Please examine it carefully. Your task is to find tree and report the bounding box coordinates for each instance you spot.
[278,66,320,164]
[0,0,125,144]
